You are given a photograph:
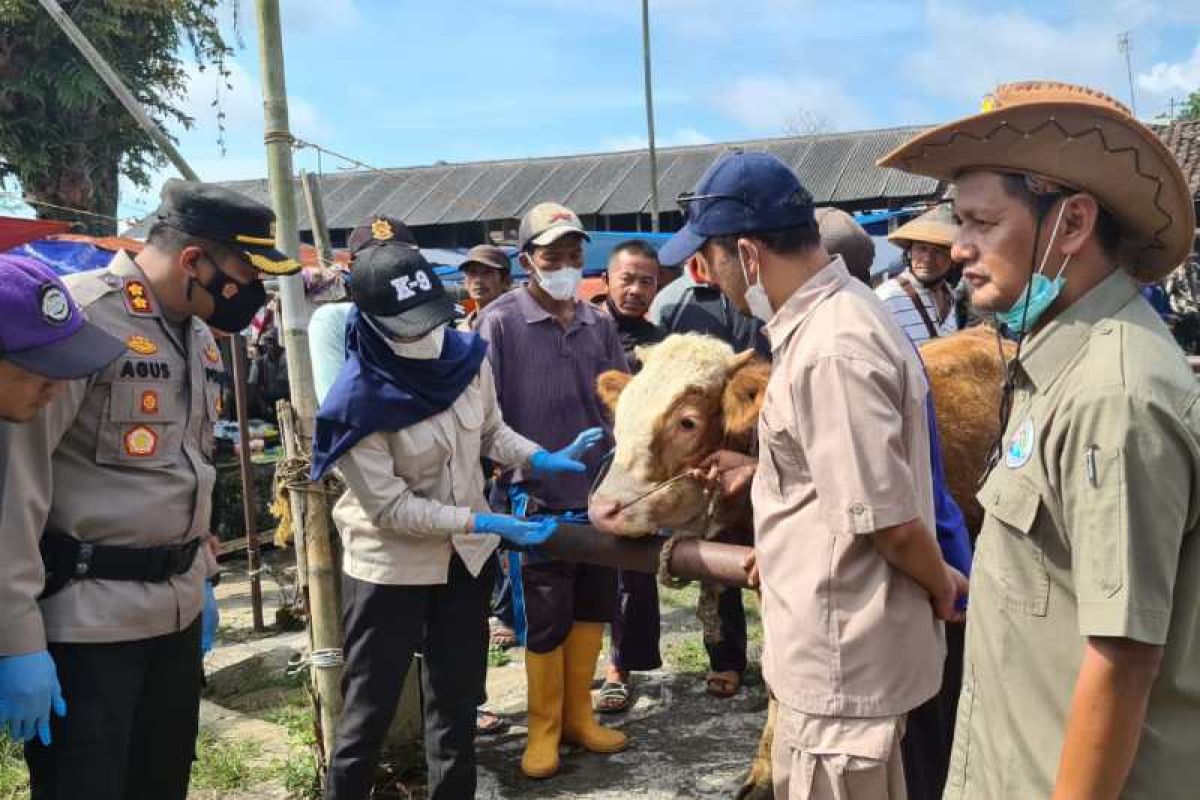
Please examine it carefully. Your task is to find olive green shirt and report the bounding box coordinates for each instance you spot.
[947,270,1200,799]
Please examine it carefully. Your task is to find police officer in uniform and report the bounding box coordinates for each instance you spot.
[0,179,300,800]
[882,82,1200,799]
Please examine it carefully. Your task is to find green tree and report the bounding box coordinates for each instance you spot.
[1179,89,1200,121]
[0,0,233,234]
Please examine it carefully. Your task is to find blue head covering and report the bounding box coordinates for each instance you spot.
[311,308,487,480]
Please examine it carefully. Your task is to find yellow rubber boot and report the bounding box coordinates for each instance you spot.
[561,622,628,753]
[521,647,564,779]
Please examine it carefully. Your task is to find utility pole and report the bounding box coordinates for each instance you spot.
[255,0,343,765]
[641,0,661,232]
[1118,31,1137,117]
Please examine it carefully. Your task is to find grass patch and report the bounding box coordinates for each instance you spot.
[263,689,321,799]
[664,636,710,673]
[191,730,261,792]
[0,735,28,800]
[658,581,701,612]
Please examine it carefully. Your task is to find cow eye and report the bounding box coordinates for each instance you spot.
[680,418,698,431]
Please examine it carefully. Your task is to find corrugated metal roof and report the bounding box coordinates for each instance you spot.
[126,125,953,238]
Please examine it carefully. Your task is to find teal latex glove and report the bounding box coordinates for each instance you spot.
[529,427,605,475]
[473,513,558,547]
[201,580,219,656]
[0,651,67,745]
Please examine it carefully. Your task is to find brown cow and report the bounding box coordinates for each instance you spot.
[590,326,1010,800]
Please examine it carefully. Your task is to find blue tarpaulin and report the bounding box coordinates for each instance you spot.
[6,239,116,275]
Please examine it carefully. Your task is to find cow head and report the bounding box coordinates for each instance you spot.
[589,333,769,537]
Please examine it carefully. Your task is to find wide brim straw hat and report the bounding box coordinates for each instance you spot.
[888,203,958,249]
[878,81,1196,282]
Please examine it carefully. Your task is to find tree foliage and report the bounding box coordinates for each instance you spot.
[0,0,234,234]
[1180,89,1200,122]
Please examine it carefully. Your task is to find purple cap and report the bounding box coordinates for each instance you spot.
[0,255,126,379]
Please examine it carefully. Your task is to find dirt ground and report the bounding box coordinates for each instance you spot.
[202,549,770,799]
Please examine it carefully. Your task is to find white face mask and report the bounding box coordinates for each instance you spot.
[737,246,774,323]
[536,267,583,302]
[384,323,446,360]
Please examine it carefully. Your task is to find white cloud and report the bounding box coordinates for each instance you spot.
[905,1,1133,110]
[173,59,326,144]
[600,126,714,152]
[716,76,866,133]
[1139,40,1200,96]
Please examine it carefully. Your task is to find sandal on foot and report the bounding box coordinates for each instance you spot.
[705,671,741,699]
[595,680,632,714]
[476,709,509,735]
[489,620,517,649]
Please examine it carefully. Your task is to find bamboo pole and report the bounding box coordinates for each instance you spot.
[255,0,342,765]
[231,336,265,631]
[300,171,334,266]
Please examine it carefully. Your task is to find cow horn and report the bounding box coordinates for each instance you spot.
[726,349,757,374]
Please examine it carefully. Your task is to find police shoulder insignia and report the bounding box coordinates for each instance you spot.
[123,280,154,315]
[126,335,158,356]
[371,218,394,241]
[123,425,158,457]
[1004,417,1036,469]
[203,342,222,366]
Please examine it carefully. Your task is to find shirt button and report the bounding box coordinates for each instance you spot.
[850,503,865,515]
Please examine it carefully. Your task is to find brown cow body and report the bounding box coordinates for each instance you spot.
[590,327,1010,799]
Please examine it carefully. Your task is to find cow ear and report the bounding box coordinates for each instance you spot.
[633,343,658,366]
[722,358,769,450]
[726,348,757,375]
[596,370,633,413]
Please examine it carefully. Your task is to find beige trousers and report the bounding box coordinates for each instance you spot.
[771,704,907,800]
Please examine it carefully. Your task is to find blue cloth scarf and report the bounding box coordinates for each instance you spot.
[311,308,487,480]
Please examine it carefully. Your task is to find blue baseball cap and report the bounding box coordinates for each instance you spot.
[0,254,126,379]
[658,151,816,267]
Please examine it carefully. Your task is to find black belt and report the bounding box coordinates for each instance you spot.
[39,531,201,599]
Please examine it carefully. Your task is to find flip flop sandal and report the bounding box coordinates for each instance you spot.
[705,672,741,699]
[595,680,632,713]
[476,710,509,735]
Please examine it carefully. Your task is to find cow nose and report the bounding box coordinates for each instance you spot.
[589,498,622,533]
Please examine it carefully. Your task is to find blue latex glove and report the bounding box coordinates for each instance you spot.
[0,651,67,745]
[201,580,219,656]
[473,513,558,547]
[529,427,605,475]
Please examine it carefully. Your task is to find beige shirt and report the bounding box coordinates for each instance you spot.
[332,364,541,585]
[0,252,219,652]
[752,257,944,718]
[946,270,1200,800]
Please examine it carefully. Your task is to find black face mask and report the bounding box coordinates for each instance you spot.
[194,258,266,334]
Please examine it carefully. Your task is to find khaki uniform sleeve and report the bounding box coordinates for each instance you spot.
[337,432,473,538]
[794,354,921,535]
[478,368,541,470]
[1059,390,1192,644]
[0,379,89,655]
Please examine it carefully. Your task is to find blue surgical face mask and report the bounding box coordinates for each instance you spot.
[996,202,1072,334]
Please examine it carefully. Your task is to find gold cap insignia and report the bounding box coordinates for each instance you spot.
[372,218,395,241]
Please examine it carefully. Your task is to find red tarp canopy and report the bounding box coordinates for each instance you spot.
[0,216,71,252]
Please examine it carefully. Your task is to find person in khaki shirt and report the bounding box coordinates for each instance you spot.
[0,179,299,800]
[658,151,968,800]
[310,242,601,800]
[879,81,1200,799]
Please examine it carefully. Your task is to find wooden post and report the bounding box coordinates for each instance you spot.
[255,0,343,767]
[300,171,334,266]
[231,335,266,631]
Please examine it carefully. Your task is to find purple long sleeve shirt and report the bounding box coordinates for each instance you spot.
[477,287,630,511]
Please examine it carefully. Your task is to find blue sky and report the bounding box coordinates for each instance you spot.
[11,0,1200,224]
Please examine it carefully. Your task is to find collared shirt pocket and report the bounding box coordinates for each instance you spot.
[97,381,185,468]
[977,473,1048,616]
[758,412,801,501]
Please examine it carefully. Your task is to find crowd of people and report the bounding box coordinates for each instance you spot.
[0,78,1197,800]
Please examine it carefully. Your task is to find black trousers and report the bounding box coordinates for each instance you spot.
[610,568,662,672]
[704,584,748,674]
[521,558,618,654]
[901,621,965,800]
[325,557,493,800]
[25,618,203,800]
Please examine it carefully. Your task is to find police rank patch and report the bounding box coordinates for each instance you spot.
[1005,417,1036,469]
[123,425,158,457]
[123,280,154,315]
[140,390,160,415]
[203,342,222,366]
[126,335,158,356]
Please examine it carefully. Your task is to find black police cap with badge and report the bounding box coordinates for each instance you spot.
[154,179,301,276]
[349,243,455,339]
